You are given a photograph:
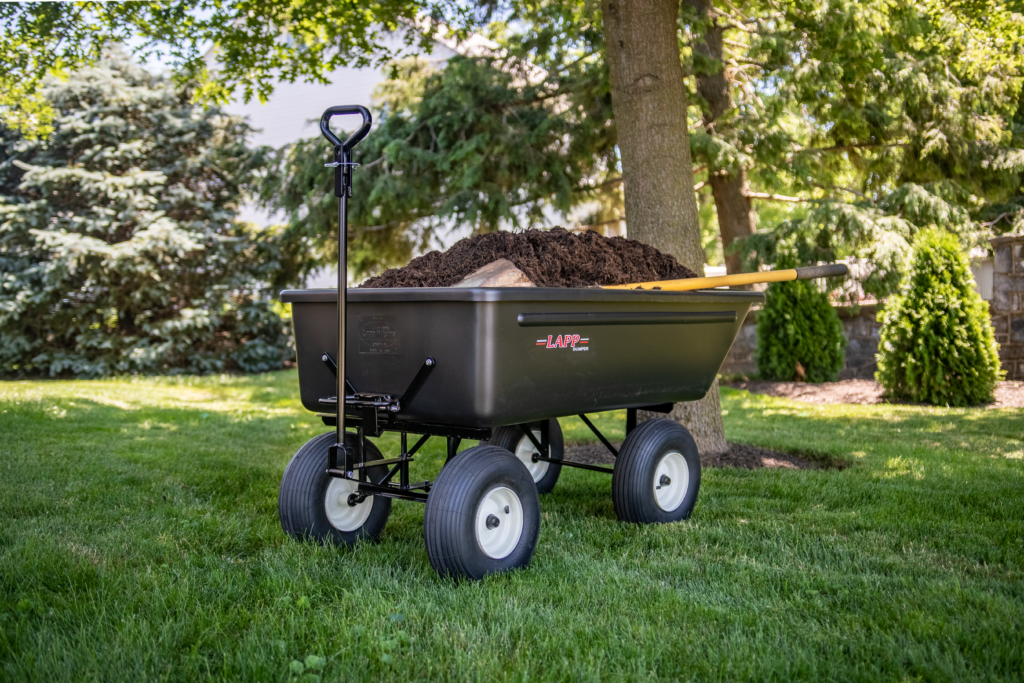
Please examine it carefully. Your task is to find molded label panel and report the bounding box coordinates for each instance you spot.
[358,316,401,355]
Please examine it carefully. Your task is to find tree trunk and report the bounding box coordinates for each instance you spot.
[602,0,728,455]
[686,0,755,275]
[710,173,755,274]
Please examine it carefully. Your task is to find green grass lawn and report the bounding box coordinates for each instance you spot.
[1,371,1022,682]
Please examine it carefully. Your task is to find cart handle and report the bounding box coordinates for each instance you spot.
[319,105,372,152]
[321,105,372,469]
[606,263,849,292]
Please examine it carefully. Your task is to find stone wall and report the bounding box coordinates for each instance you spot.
[991,234,1024,380]
[720,304,882,380]
[838,305,883,379]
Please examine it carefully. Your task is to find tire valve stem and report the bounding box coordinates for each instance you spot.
[486,514,501,529]
[657,475,671,490]
[504,505,510,514]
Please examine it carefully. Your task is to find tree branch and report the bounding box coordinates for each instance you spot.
[810,182,869,200]
[506,86,567,107]
[727,58,767,68]
[791,142,906,158]
[721,21,756,33]
[981,212,1012,227]
[583,176,623,190]
[573,216,624,230]
[744,191,808,203]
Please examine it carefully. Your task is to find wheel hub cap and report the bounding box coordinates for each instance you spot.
[324,477,373,531]
[653,451,688,512]
[475,486,524,559]
[514,430,549,483]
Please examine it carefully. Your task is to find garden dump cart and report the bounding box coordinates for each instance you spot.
[278,105,843,580]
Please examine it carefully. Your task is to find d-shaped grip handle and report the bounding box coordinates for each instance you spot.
[320,105,372,152]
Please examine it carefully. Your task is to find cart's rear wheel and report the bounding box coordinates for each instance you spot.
[486,419,563,493]
[279,432,392,545]
[612,418,701,524]
[424,445,540,580]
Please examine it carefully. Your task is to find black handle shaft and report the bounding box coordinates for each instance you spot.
[793,264,849,280]
[321,105,372,467]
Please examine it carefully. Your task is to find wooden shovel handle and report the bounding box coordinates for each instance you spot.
[605,263,849,292]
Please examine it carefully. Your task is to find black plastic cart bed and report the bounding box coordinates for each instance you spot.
[276,105,767,580]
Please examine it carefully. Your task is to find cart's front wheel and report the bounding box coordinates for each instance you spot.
[612,418,701,524]
[279,432,391,545]
[424,445,540,580]
[486,419,563,493]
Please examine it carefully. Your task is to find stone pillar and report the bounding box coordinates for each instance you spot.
[837,304,882,380]
[991,234,1024,380]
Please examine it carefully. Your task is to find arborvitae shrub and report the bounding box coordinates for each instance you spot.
[876,229,1001,406]
[756,260,847,382]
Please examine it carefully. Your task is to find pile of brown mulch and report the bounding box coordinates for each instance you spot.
[359,227,698,288]
[726,379,1024,409]
[563,442,825,471]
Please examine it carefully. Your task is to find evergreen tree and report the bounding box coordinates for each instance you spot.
[756,256,846,383]
[0,52,289,377]
[876,229,1001,406]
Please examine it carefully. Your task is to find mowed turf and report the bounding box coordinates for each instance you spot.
[1,372,1022,682]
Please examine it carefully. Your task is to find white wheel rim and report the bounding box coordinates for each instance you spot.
[514,430,549,483]
[653,451,689,512]
[324,477,373,532]
[475,486,524,559]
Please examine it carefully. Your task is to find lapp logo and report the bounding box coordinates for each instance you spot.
[536,334,590,351]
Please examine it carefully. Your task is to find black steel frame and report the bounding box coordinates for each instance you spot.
[511,404,675,476]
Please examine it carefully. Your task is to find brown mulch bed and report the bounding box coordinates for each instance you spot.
[564,442,826,471]
[359,227,698,288]
[725,379,1024,409]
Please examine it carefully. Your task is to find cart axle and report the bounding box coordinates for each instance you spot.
[324,471,431,503]
[534,456,614,474]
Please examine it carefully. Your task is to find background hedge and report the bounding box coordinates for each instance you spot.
[876,229,1001,406]
[756,258,847,383]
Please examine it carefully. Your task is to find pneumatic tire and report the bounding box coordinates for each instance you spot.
[612,418,701,524]
[424,445,540,580]
[279,432,392,545]
[486,419,563,493]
